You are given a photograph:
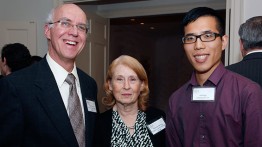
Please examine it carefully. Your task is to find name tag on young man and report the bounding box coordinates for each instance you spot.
[192,87,215,102]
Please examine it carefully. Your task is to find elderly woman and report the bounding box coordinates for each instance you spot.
[93,55,166,147]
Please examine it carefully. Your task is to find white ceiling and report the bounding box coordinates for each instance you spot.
[73,0,148,5]
[74,0,224,6]
[76,0,226,18]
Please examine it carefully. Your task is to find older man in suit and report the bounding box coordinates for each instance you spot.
[0,4,98,147]
[227,16,262,87]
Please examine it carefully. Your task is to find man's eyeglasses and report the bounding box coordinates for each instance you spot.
[49,19,88,33]
[182,32,222,44]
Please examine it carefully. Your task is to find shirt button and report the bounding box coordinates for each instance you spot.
[200,114,205,118]
[201,135,205,139]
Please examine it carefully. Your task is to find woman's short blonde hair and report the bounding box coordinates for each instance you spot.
[102,55,149,111]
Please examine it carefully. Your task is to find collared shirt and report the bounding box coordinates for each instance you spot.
[166,63,262,147]
[246,50,262,55]
[46,53,85,119]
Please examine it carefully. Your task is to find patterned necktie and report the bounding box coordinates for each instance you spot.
[65,74,85,147]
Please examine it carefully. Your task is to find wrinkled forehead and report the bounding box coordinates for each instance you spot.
[54,4,87,23]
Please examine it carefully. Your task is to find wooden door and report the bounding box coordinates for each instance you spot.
[0,21,37,55]
[76,11,109,112]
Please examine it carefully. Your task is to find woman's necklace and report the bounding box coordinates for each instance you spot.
[127,125,135,130]
[116,106,138,133]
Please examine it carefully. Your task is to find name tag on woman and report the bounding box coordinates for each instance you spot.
[147,117,166,135]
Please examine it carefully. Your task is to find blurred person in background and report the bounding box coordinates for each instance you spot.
[31,55,43,64]
[0,43,31,76]
[227,16,262,87]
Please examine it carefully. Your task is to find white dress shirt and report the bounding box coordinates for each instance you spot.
[46,53,85,121]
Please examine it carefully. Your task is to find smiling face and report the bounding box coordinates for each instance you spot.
[109,64,144,108]
[183,16,228,83]
[45,4,87,71]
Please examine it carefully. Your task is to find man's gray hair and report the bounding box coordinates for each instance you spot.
[46,8,55,28]
[239,16,262,51]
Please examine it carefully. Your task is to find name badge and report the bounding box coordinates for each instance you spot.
[147,117,166,135]
[86,100,97,113]
[192,87,215,102]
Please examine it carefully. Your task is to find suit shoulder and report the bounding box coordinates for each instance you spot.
[77,68,97,83]
[98,109,113,117]
[145,107,166,121]
[96,109,113,124]
[4,63,39,82]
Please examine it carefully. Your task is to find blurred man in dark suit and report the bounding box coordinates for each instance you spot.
[227,16,262,87]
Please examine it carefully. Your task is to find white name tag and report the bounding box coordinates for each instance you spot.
[192,87,215,102]
[86,100,97,113]
[147,117,166,135]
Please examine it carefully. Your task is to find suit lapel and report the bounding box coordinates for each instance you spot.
[78,73,91,146]
[78,70,98,147]
[34,59,78,147]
